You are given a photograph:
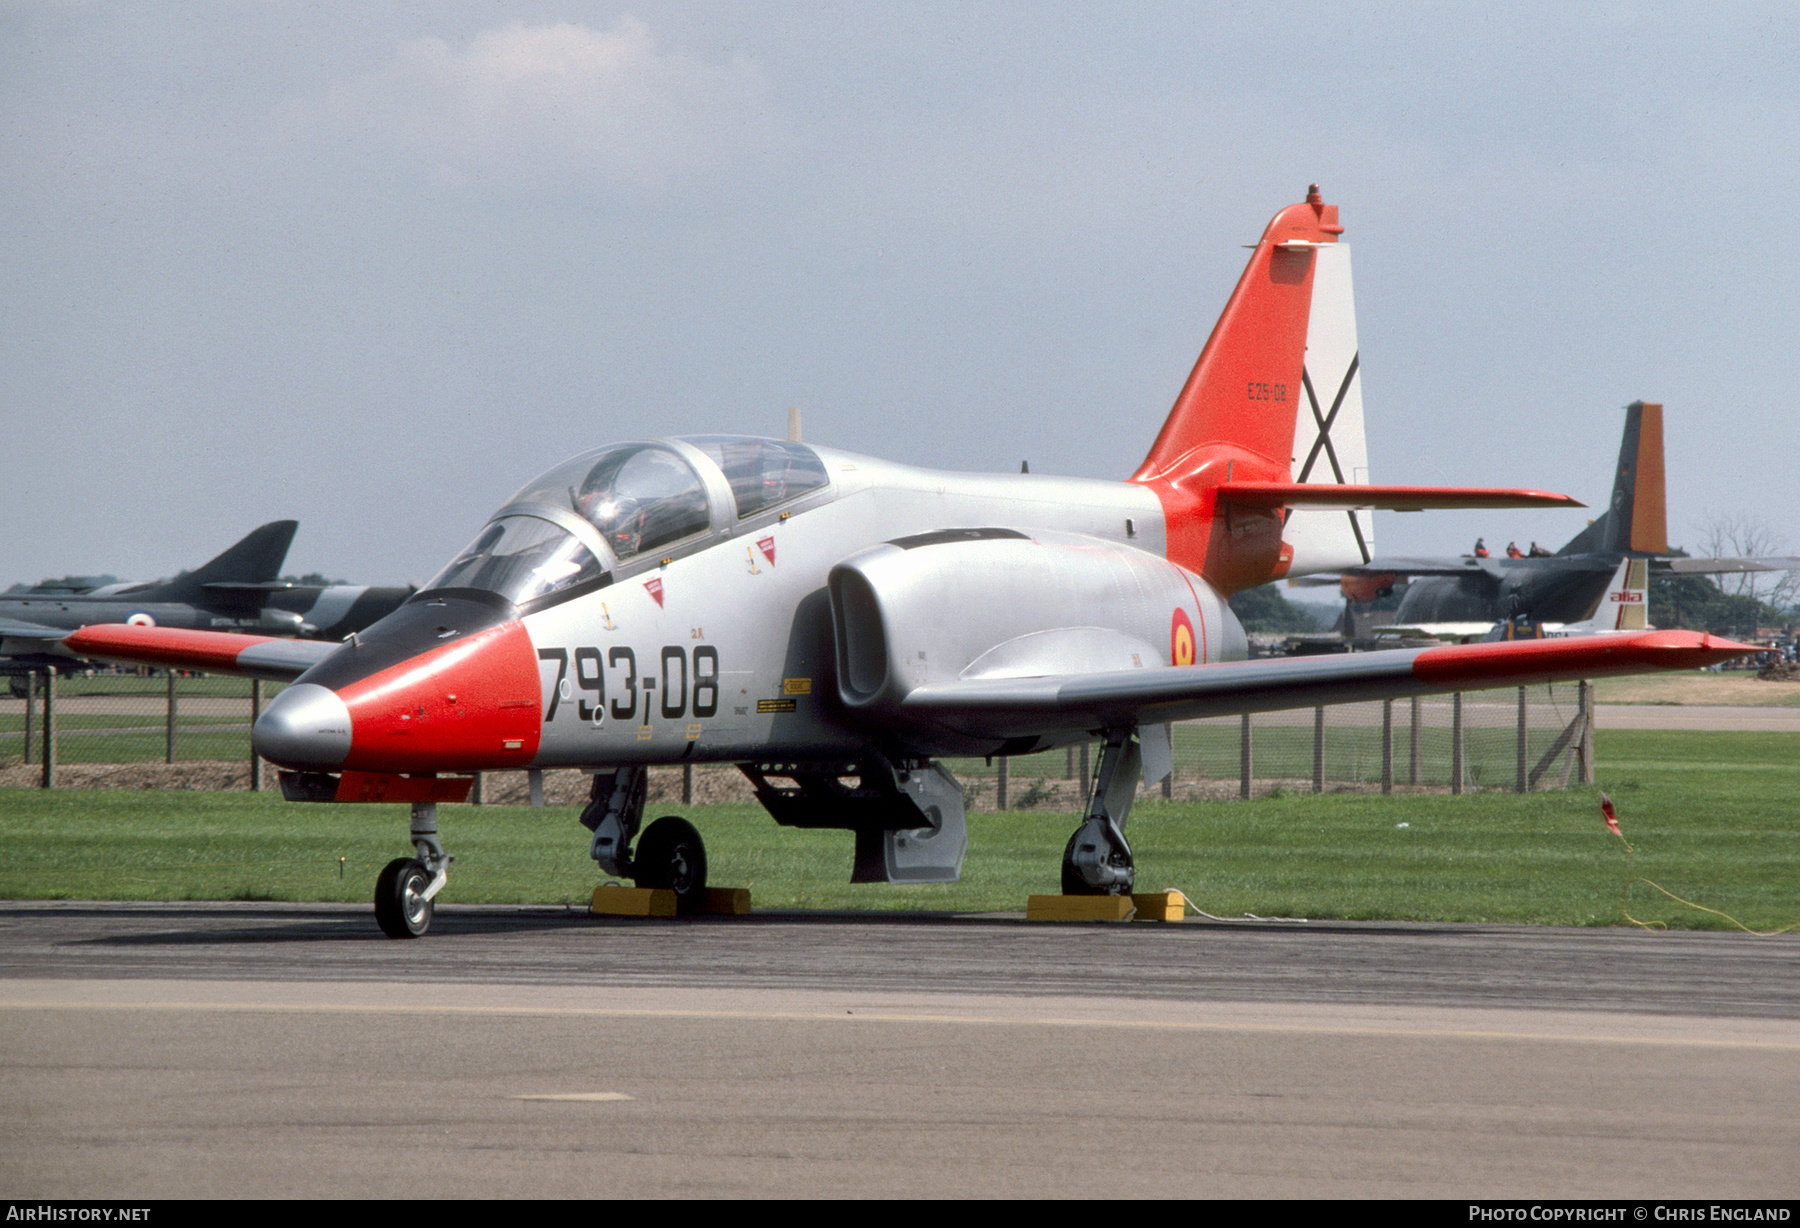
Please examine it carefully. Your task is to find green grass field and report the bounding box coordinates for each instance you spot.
[0,729,1794,929]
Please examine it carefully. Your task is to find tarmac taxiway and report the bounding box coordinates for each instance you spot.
[1,903,1795,1198]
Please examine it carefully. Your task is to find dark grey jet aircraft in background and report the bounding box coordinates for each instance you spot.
[1317,402,1797,639]
[1,520,412,675]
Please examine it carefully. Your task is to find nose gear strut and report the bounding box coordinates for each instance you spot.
[374,801,454,938]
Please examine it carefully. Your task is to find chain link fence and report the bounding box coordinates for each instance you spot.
[956,681,1595,811]
[0,670,272,791]
[2,670,1595,807]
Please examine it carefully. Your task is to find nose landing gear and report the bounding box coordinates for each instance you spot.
[374,801,452,938]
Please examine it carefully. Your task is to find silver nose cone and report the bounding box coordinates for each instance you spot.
[253,682,353,770]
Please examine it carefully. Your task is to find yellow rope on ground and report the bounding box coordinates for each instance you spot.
[1605,801,1800,936]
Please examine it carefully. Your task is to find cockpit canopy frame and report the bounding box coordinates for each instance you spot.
[416,436,834,615]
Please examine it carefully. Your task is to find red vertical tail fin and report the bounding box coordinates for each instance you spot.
[1135,188,1340,482]
[1132,187,1344,594]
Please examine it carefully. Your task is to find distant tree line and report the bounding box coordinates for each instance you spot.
[1652,570,1792,639]
[1228,583,1335,634]
[5,574,121,595]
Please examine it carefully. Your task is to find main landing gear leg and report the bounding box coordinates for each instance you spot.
[375,801,452,939]
[580,767,710,915]
[1061,728,1141,896]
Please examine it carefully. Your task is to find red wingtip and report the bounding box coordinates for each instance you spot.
[1411,630,1760,687]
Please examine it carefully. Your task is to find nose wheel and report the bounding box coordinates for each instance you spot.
[374,801,451,938]
[375,857,434,937]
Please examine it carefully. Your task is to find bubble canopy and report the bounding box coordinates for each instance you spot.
[420,438,830,611]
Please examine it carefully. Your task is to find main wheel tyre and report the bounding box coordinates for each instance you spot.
[633,816,707,914]
[1060,829,1132,896]
[1061,830,1104,895]
[375,856,433,938]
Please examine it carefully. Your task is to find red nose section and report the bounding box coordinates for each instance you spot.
[337,620,542,772]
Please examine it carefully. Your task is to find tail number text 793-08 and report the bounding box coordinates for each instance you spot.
[538,645,720,725]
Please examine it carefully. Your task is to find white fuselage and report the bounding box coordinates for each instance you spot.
[519,444,1242,766]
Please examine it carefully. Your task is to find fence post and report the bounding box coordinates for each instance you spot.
[40,670,55,789]
[22,670,35,765]
[996,757,1008,810]
[165,671,178,765]
[250,679,264,792]
[1516,686,1528,794]
[1578,680,1595,784]
[1409,697,1421,785]
[1381,699,1394,795]
[1451,692,1465,795]
[1312,706,1325,793]
[1239,714,1253,799]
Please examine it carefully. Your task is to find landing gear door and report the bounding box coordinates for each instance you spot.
[883,762,968,883]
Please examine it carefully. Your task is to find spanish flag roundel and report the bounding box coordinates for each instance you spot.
[1170,608,1196,666]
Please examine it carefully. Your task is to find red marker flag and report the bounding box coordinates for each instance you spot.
[1599,791,1621,836]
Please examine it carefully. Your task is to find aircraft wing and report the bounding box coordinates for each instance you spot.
[1,617,85,662]
[896,630,1749,740]
[61,624,339,682]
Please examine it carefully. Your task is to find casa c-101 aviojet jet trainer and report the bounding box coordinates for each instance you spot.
[67,187,1753,937]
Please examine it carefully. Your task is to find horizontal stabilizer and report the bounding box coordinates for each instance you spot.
[1660,556,1800,575]
[1217,483,1582,511]
[897,630,1751,740]
[0,620,71,644]
[63,624,337,682]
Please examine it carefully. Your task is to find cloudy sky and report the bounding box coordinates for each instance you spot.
[5,2,1797,588]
